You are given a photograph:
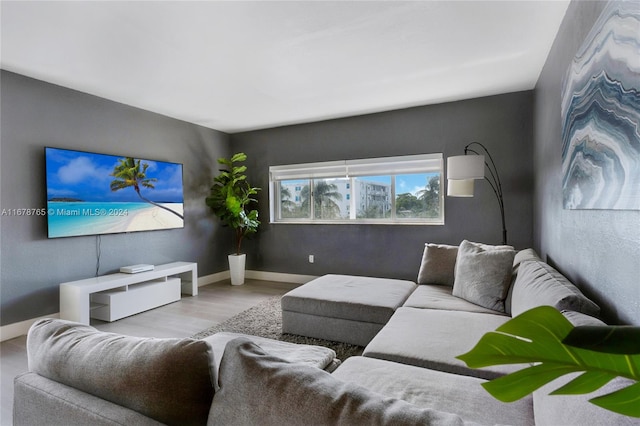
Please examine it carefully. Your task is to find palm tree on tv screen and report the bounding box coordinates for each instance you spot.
[110,157,184,219]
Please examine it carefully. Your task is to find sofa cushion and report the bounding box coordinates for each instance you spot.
[27,318,215,426]
[512,248,542,275]
[281,310,384,347]
[510,260,600,317]
[363,307,522,380]
[533,373,639,426]
[203,331,339,376]
[208,337,477,426]
[417,243,458,286]
[561,310,605,326]
[452,240,515,312]
[402,285,508,315]
[333,356,534,426]
[14,372,165,426]
[281,274,417,324]
[505,248,543,315]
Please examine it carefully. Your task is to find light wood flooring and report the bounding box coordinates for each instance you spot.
[0,278,299,425]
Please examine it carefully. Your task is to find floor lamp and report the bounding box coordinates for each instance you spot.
[447,142,507,245]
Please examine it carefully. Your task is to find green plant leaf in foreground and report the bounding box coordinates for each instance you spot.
[456,306,640,418]
[563,325,640,354]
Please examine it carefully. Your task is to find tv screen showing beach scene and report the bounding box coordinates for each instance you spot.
[45,147,184,238]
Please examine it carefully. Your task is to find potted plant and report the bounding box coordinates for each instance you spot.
[205,152,260,285]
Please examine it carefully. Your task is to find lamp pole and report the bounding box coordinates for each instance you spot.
[464,142,507,245]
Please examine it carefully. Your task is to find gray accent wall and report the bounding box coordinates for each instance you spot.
[0,71,231,326]
[534,1,640,325]
[231,91,534,281]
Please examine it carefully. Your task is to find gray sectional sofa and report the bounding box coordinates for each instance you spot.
[14,241,640,425]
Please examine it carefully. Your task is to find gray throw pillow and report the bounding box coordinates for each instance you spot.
[452,240,515,312]
[510,260,600,317]
[209,337,475,426]
[417,243,458,286]
[27,318,215,426]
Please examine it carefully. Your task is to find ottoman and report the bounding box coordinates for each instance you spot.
[281,274,417,346]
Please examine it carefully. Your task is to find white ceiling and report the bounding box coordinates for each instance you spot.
[1,1,570,133]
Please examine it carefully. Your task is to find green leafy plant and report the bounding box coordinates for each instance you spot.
[205,153,260,255]
[457,306,640,418]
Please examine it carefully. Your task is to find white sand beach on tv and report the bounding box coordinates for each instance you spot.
[117,203,184,232]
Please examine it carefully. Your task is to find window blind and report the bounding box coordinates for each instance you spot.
[269,154,442,181]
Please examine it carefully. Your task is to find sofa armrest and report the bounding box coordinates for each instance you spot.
[14,372,164,426]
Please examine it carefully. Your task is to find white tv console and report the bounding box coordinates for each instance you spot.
[60,262,198,325]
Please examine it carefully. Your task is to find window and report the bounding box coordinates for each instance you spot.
[269,154,443,224]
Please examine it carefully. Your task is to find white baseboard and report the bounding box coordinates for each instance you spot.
[0,313,60,343]
[245,270,317,284]
[200,270,316,285]
[197,270,230,286]
[0,270,316,341]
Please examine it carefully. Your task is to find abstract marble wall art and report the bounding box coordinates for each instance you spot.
[561,0,640,210]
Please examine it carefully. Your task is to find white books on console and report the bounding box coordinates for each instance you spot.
[120,264,155,274]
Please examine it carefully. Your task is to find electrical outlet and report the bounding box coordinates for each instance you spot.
[308,255,314,263]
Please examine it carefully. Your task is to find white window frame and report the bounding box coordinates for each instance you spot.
[269,154,444,225]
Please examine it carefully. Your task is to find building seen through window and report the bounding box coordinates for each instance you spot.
[270,154,443,224]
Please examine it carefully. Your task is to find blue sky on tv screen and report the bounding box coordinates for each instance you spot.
[45,148,184,203]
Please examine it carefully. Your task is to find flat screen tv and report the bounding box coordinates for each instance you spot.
[45,147,184,238]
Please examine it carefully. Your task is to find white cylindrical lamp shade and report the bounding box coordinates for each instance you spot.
[447,179,475,197]
[447,155,485,180]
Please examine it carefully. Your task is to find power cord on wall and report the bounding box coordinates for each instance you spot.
[95,235,101,276]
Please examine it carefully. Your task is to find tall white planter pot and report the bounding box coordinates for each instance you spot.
[228,254,246,286]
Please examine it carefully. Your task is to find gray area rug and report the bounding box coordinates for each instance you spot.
[192,296,363,361]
